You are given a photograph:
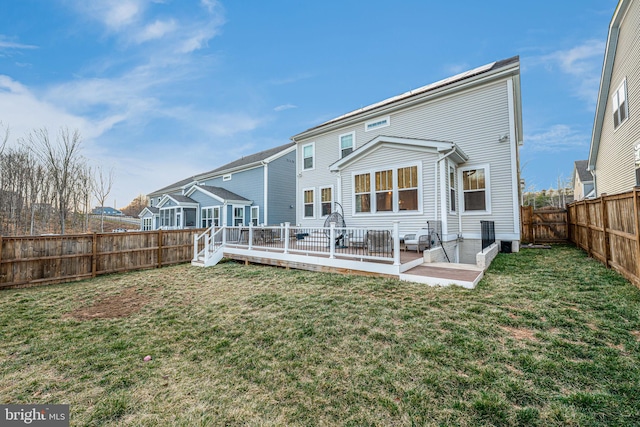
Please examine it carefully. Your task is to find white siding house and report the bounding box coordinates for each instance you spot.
[588,0,640,195]
[291,57,523,263]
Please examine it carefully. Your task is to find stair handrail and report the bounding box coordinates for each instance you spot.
[193,225,225,262]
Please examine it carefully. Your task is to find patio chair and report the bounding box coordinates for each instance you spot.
[404,228,435,253]
[365,230,392,254]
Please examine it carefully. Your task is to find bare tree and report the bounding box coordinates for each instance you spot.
[28,127,84,234]
[93,166,114,232]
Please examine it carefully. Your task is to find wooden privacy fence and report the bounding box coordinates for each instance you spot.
[520,206,569,243]
[567,189,640,287]
[0,229,205,289]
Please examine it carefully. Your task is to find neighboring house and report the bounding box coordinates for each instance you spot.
[92,206,122,215]
[588,0,640,196]
[141,142,296,230]
[572,160,595,201]
[291,56,523,263]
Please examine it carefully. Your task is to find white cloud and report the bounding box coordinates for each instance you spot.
[274,104,297,112]
[530,39,605,106]
[73,0,145,31]
[135,19,177,43]
[0,38,37,50]
[524,124,590,153]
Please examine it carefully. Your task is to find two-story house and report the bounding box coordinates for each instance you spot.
[140,142,296,230]
[588,0,640,195]
[291,56,523,264]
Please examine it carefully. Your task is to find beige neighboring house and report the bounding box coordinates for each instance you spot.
[572,160,595,201]
[588,0,640,195]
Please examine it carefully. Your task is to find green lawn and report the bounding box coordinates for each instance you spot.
[1,245,639,426]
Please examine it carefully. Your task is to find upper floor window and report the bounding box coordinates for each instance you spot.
[339,132,355,158]
[613,79,629,129]
[365,116,390,132]
[302,143,314,170]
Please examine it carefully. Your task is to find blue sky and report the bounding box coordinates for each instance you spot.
[0,0,618,208]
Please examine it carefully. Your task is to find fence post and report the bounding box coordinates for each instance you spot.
[157,229,163,268]
[584,201,592,257]
[601,196,610,268]
[92,233,97,278]
[634,189,640,278]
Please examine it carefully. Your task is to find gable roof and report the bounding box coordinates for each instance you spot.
[573,160,593,183]
[157,193,198,208]
[329,136,468,172]
[186,185,250,203]
[138,206,159,218]
[588,0,633,171]
[292,56,521,141]
[147,142,295,197]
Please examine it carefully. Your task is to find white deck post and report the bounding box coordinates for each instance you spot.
[329,222,336,259]
[204,234,210,260]
[193,234,198,262]
[248,224,253,250]
[393,221,401,266]
[284,222,290,254]
[222,226,226,245]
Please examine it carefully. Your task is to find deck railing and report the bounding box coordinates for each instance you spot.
[194,222,401,266]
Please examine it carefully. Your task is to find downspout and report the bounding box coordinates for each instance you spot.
[589,168,597,198]
[437,145,458,229]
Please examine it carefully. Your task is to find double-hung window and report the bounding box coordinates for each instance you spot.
[449,166,456,212]
[354,174,371,213]
[251,206,259,226]
[142,217,152,230]
[339,132,354,158]
[234,206,244,226]
[461,166,489,212]
[201,207,212,228]
[303,189,314,218]
[613,79,629,129]
[375,170,393,212]
[397,166,418,211]
[321,187,333,216]
[302,143,314,170]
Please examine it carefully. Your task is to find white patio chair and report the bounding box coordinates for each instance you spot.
[403,228,435,252]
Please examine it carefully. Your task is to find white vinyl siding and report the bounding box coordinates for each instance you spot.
[594,0,640,196]
[296,79,517,238]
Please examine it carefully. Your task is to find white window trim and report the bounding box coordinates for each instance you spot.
[251,206,260,226]
[459,164,491,215]
[449,165,457,214]
[350,162,423,216]
[223,174,232,181]
[301,142,315,171]
[338,131,356,158]
[612,78,629,131]
[302,187,316,219]
[319,185,334,217]
[201,206,213,228]
[364,115,390,132]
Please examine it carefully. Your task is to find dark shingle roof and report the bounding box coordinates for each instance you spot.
[197,185,250,202]
[197,142,295,179]
[168,194,197,204]
[145,206,159,214]
[147,142,294,196]
[574,160,592,182]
